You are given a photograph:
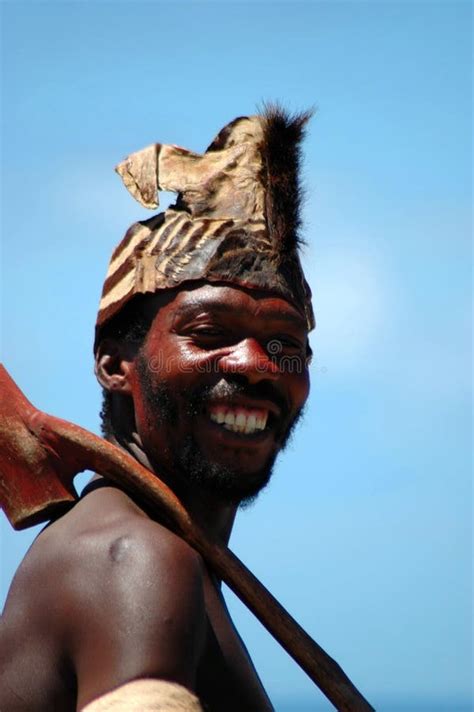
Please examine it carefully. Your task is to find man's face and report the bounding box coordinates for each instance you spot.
[128,283,310,505]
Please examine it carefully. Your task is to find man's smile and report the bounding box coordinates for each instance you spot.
[209,405,268,434]
[197,387,283,442]
[130,283,310,500]
[197,412,275,455]
[205,395,281,437]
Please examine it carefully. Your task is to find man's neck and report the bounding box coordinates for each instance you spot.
[105,430,238,547]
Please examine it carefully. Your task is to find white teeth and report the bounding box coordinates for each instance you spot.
[209,407,269,434]
[245,414,257,434]
[225,412,235,426]
[235,413,246,432]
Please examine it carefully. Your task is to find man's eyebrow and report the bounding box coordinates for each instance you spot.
[174,299,308,330]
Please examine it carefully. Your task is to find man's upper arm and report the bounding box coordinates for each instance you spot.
[65,522,207,710]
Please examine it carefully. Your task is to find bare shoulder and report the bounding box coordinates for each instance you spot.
[3,485,207,706]
[6,485,204,612]
[59,486,205,595]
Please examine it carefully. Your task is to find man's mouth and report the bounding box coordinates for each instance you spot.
[208,405,269,435]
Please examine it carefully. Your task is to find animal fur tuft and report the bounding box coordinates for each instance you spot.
[260,102,313,255]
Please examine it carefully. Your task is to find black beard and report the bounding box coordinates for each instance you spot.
[136,356,305,507]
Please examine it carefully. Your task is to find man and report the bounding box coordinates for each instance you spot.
[0,106,314,711]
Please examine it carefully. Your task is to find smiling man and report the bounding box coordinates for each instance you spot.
[0,107,314,711]
[109,283,310,505]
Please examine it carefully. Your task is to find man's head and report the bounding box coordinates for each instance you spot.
[94,106,314,505]
[96,281,310,505]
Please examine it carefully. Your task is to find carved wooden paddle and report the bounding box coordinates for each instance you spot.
[0,364,374,711]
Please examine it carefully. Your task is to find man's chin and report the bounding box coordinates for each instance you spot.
[178,436,276,507]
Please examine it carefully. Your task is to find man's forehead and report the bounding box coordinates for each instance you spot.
[164,283,309,329]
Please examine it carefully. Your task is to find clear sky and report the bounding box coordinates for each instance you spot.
[0,2,471,710]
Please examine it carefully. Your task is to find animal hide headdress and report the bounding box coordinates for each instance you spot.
[95,105,314,345]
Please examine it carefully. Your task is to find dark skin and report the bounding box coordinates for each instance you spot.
[0,283,310,711]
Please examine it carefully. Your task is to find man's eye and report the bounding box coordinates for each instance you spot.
[190,327,230,345]
[267,337,305,354]
[193,327,224,337]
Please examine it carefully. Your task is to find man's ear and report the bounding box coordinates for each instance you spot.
[95,338,136,394]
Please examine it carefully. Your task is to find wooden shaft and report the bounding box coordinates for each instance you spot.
[197,540,374,711]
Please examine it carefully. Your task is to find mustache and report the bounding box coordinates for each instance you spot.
[187,378,289,417]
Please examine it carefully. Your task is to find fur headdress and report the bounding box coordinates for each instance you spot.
[95,106,314,345]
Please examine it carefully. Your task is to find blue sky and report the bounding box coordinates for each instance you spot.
[0,2,471,709]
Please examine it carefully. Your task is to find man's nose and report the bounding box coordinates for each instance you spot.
[219,338,280,385]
